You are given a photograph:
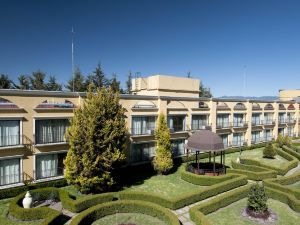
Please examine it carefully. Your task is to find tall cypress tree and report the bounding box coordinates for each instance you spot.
[64,87,127,193]
[153,113,173,175]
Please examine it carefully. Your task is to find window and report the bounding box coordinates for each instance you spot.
[278,128,285,135]
[264,129,272,141]
[168,115,185,132]
[251,131,261,143]
[36,152,66,179]
[131,116,156,135]
[233,114,245,127]
[251,113,261,125]
[278,113,285,124]
[287,113,294,123]
[264,113,273,125]
[287,127,294,137]
[35,119,69,144]
[219,134,229,148]
[171,139,185,156]
[217,114,229,128]
[0,120,20,147]
[131,142,155,162]
[0,158,20,186]
[233,133,244,146]
[191,115,208,130]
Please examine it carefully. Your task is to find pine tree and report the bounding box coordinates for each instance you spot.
[46,76,62,91]
[0,74,15,89]
[85,63,109,90]
[65,67,86,92]
[64,87,127,193]
[199,82,212,98]
[17,75,30,90]
[30,70,46,90]
[247,183,268,213]
[109,73,121,93]
[125,71,132,94]
[153,113,173,175]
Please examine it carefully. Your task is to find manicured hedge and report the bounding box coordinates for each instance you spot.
[70,200,180,225]
[228,160,277,181]
[240,147,298,175]
[8,187,62,225]
[0,178,67,200]
[119,174,247,209]
[282,145,300,160]
[180,165,235,185]
[189,185,250,225]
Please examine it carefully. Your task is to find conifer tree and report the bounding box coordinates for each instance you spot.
[46,75,62,91]
[30,70,46,90]
[125,71,132,94]
[17,75,30,90]
[85,63,109,91]
[65,67,86,92]
[64,87,127,193]
[153,113,173,174]
[0,74,15,89]
[109,73,122,93]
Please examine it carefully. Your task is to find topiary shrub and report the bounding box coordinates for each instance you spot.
[263,143,277,159]
[247,183,268,213]
[276,134,292,148]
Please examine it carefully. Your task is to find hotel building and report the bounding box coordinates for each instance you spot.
[0,75,299,188]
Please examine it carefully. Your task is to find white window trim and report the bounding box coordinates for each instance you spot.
[0,154,24,187]
[0,118,23,146]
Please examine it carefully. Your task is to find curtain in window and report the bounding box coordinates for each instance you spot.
[0,158,20,185]
[36,119,69,144]
[233,133,244,146]
[220,135,228,147]
[36,154,58,179]
[217,114,229,127]
[132,117,155,135]
[234,114,244,126]
[0,120,20,147]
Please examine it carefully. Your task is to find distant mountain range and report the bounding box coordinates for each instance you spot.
[218,96,278,100]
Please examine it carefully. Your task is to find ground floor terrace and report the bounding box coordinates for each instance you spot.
[0,141,299,225]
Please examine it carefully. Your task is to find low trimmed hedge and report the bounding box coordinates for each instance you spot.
[282,145,300,160]
[0,178,67,200]
[189,185,250,225]
[240,147,298,175]
[228,160,277,181]
[119,174,247,209]
[180,165,235,185]
[70,200,180,225]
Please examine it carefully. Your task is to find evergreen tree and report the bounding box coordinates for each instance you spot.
[153,113,173,175]
[85,63,109,90]
[276,134,292,148]
[65,67,86,92]
[125,71,132,94]
[263,143,277,159]
[64,87,127,193]
[46,76,62,91]
[0,74,15,89]
[247,183,268,213]
[109,73,122,93]
[17,75,30,90]
[30,70,46,90]
[199,82,213,98]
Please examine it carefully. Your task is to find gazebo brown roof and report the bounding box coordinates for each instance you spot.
[186,130,224,152]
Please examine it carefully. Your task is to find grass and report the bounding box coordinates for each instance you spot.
[122,164,207,199]
[207,198,300,225]
[0,198,40,225]
[60,185,84,199]
[223,147,288,168]
[91,212,167,225]
[287,180,300,189]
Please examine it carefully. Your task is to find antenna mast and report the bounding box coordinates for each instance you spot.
[71,27,75,92]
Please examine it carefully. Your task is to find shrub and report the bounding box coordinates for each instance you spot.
[70,200,180,225]
[153,113,173,174]
[276,134,292,148]
[263,143,277,159]
[247,183,268,213]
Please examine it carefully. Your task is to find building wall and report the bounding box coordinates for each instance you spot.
[279,89,300,101]
[0,76,299,187]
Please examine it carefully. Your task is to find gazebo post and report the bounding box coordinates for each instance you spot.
[213,151,216,176]
[196,151,200,172]
[220,150,223,168]
[223,150,226,174]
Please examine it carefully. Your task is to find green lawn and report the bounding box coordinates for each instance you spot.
[91,213,167,225]
[122,165,207,199]
[0,198,40,225]
[223,148,288,168]
[207,198,300,225]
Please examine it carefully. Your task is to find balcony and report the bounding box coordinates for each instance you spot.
[286,118,296,124]
[262,120,275,126]
[131,126,156,136]
[216,122,231,129]
[278,119,287,125]
[169,125,187,133]
[251,120,263,126]
[191,122,211,131]
[231,141,247,147]
[232,121,248,128]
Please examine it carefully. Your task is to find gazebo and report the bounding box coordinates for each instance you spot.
[185,130,226,176]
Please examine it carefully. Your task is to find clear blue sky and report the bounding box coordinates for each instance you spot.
[1,0,300,97]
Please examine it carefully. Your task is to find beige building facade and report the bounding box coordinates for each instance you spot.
[0,75,299,189]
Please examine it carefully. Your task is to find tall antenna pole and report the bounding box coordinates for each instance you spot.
[71,27,75,92]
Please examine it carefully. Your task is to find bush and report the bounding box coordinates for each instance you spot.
[263,143,277,159]
[276,134,292,148]
[247,183,268,213]
[70,200,180,225]
[282,145,300,160]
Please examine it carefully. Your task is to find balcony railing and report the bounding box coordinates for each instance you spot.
[262,120,275,125]
[251,120,263,126]
[169,125,187,133]
[231,141,247,147]
[216,122,231,129]
[131,126,156,136]
[34,135,68,145]
[278,119,286,124]
[232,121,248,128]
[191,122,211,131]
[286,118,296,124]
